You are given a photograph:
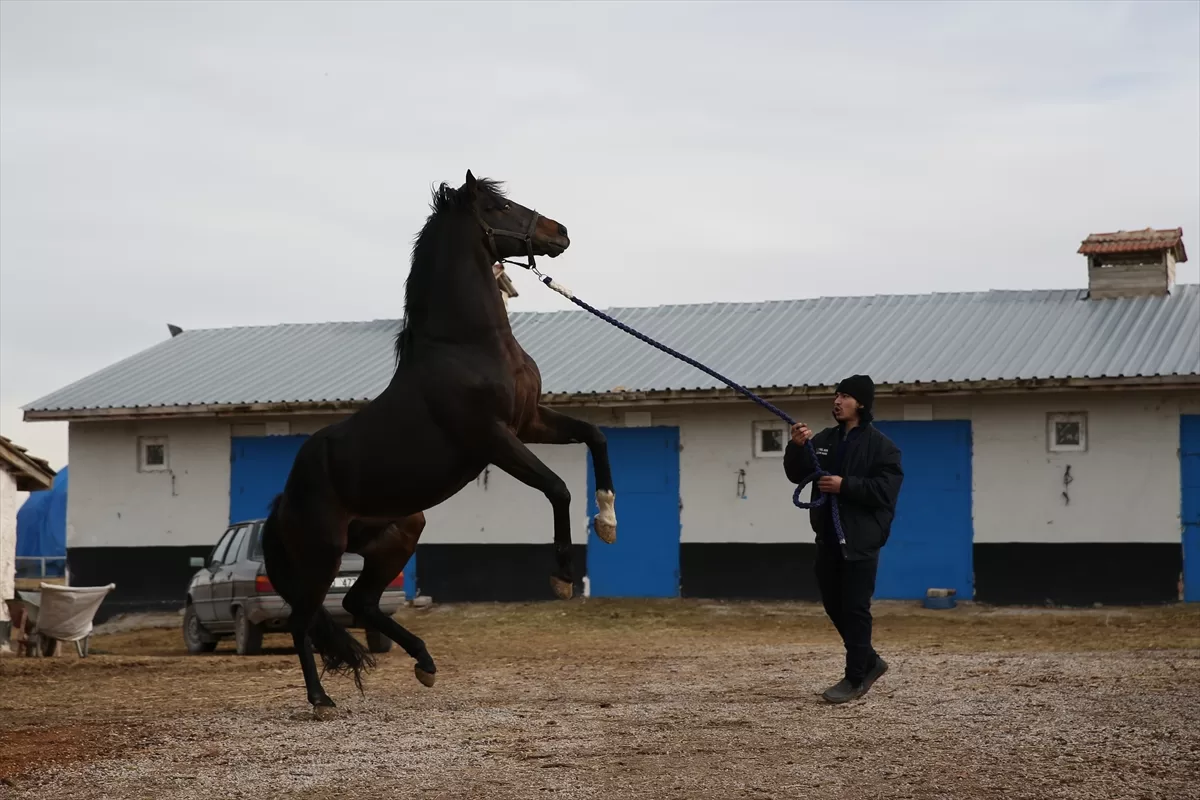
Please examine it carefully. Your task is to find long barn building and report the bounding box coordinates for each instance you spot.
[23,228,1200,615]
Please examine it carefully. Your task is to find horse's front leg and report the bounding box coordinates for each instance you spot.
[488,424,577,599]
[521,406,617,545]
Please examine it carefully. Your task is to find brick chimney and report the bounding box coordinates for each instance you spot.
[1079,227,1187,299]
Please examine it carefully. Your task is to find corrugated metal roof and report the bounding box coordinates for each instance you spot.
[23,285,1200,414]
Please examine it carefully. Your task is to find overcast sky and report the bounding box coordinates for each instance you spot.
[2,0,1198,473]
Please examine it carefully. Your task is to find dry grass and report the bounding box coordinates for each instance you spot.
[2,599,1198,799]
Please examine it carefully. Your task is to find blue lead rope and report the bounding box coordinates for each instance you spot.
[530,270,845,546]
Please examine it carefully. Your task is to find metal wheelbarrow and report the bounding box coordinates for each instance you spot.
[16,582,115,657]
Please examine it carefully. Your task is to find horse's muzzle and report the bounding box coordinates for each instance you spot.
[544,235,570,257]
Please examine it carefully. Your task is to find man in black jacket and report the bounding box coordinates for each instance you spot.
[784,374,903,704]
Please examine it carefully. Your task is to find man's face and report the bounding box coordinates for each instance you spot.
[832,391,861,422]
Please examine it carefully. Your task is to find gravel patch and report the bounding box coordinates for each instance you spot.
[2,601,1198,799]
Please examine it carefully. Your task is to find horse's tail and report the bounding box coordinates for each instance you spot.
[261,492,374,694]
[260,494,293,606]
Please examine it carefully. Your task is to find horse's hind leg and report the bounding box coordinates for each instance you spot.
[522,405,617,544]
[343,514,437,688]
[488,425,576,600]
[275,503,347,711]
[291,603,333,710]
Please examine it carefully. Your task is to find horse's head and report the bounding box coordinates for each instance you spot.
[459,170,570,266]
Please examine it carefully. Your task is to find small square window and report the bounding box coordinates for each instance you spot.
[138,436,169,471]
[753,421,787,458]
[1055,421,1081,446]
[1047,412,1087,453]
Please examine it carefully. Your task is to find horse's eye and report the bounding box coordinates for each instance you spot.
[502,203,511,211]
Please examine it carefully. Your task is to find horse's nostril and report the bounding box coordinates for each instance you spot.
[557,224,568,238]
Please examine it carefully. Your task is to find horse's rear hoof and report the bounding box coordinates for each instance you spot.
[312,704,339,721]
[550,576,573,600]
[415,665,437,688]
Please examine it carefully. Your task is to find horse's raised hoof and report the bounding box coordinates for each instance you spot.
[550,575,574,600]
[594,490,617,544]
[415,665,437,688]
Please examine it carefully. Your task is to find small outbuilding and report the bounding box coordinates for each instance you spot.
[1,435,57,643]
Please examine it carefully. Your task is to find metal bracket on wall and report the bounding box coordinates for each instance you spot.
[736,468,747,499]
[1062,464,1073,505]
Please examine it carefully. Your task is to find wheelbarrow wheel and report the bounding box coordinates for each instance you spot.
[37,634,58,657]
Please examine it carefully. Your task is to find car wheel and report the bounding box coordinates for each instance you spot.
[366,629,393,654]
[234,607,264,656]
[183,604,218,654]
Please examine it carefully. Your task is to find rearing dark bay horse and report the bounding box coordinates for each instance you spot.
[261,171,618,710]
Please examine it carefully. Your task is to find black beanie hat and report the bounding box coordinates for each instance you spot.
[835,374,875,416]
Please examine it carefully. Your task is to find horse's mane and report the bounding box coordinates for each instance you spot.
[393,177,508,366]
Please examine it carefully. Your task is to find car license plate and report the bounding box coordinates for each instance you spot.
[331,576,356,589]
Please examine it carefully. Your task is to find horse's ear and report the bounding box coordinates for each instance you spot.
[464,170,478,198]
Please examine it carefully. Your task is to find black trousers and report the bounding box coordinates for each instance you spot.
[814,543,880,684]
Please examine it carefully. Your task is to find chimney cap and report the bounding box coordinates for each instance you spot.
[1078,227,1186,262]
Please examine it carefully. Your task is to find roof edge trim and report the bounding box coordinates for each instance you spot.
[23,375,1200,422]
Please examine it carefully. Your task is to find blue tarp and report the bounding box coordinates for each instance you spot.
[16,465,67,559]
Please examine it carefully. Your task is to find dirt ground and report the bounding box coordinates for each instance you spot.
[2,599,1198,800]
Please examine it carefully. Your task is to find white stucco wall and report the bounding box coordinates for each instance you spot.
[66,413,599,549]
[61,390,1198,551]
[422,446,591,545]
[683,391,1193,546]
[671,397,970,544]
[674,402,812,545]
[239,413,595,545]
[67,418,233,548]
[971,393,1192,544]
[1,469,17,623]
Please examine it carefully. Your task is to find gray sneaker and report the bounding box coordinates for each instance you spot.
[821,678,865,704]
[861,656,889,693]
[822,658,888,704]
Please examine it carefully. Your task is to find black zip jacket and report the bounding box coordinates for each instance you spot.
[783,422,904,560]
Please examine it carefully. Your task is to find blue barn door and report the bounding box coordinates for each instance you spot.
[586,426,681,597]
[1182,415,1200,602]
[872,420,973,600]
[229,435,309,524]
